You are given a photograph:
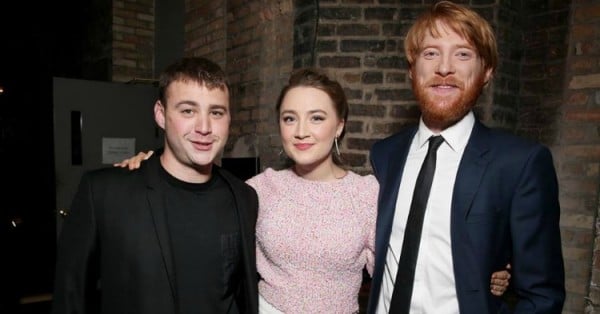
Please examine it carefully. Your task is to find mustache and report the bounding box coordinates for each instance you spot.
[426,78,464,89]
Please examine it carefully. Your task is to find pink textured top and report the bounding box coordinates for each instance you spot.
[246,168,378,313]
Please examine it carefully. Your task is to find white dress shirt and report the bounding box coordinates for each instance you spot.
[376,112,475,314]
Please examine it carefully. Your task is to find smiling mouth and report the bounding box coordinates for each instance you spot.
[429,81,462,95]
[294,143,313,150]
[429,77,462,88]
[191,140,214,150]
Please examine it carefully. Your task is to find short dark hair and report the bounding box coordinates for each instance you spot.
[157,57,229,104]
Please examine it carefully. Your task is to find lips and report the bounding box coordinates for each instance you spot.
[432,83,456,87]
[294,143,313,150]
[431,84,456,89]
[429,78,463,89]
[191,140,214,151]
[428,79,463,96]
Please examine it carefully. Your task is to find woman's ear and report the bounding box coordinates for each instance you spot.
[336,119,345,138]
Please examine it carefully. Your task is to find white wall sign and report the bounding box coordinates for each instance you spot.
[102,137,136,164]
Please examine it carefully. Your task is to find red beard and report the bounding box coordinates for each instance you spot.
[412,74,486,131]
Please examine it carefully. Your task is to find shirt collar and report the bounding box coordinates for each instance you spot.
[416,111,475,152]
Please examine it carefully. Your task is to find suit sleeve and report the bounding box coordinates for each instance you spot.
[510,145,565,313]
[52,173,99,314]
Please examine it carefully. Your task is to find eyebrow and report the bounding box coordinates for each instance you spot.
[280,109,328,116]
[208,103,228,109]
[421,42,475,50]
[173,101,228,108]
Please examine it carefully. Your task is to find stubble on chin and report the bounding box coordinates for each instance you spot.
[413,77,485,131]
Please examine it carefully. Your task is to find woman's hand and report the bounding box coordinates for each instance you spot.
[113,150,154,170]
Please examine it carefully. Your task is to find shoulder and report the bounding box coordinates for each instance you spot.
[371,125,417,153]
[216,167,259,207]
[473,120,537,148]
[344,172,379,218]
[81,165,142,184]
[245,167,288,188]
[72,166,148,201]
[470,124,555,172]
[344,171,379,196]
[83,150,161,184]
[346,171,378,187]
[484,126,551,157]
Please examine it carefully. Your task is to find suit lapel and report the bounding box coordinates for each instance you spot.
[451,121,491,291]
[377,137,412,250]
[144,156,178,300]
[453,121,491,218]
[368,128,416,314]
[215,167,259,313]
[372,129,415,273]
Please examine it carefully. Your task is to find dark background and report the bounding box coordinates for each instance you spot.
[1,1,92,312]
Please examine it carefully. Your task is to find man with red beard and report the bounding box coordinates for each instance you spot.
[367,2,565,314]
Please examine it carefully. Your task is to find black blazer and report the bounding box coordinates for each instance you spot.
[52,155,259,314]
[368,120,565,314]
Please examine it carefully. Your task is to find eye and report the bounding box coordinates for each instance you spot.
[210,109,226,118]
[310,115,325,123]
[281,115,296,124]
[422,49,438,59]
[456,50,474,60]
[181,108,194,116]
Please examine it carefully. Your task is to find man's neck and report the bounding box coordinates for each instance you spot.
[159,152,213,184]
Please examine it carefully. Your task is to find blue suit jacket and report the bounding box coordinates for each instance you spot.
[367,120,565,313]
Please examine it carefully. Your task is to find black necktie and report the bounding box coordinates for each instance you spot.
[389,135,444,314]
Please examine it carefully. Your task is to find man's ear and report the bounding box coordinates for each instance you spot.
[483,67,493,85]
[154,101,166,129]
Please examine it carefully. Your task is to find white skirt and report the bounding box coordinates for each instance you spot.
[259,294,284,314]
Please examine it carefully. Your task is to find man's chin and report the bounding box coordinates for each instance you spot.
[421,107,469,130]
[190,154,217,168]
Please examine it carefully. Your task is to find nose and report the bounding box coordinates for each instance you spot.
[436,55,455,76]
[194,114,211,135]
[294,119,309,139]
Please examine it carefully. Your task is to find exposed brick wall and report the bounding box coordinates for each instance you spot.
[565,1,600,313]
[101,1,600,312]
[112,0,155,82]
[515,1,583,312]
[517,1,569,144]
[185,0,227,65]
[294,1,319,68]
[311,1,504,174]
[491,0,521,130]
[170,0,294,171]
[314,1,409,173]
[225,0,265,139]
[224,0,294,170]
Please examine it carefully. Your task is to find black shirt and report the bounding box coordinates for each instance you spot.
[160,166,241,314]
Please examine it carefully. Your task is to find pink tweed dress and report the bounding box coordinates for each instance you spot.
[246,168,378,313]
